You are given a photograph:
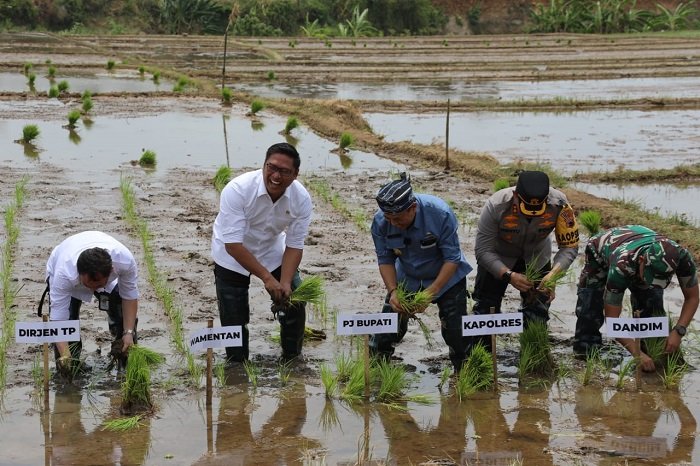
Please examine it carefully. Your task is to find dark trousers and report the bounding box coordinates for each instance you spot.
[369,278,471,371]
[214,264,306,362]
[52,285,135,362]
[573,286,665,353]
[471,260,551,351]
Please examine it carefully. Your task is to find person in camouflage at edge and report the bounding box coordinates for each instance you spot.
[573,225,699,371]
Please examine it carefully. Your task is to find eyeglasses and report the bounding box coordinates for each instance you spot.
[265,162,295,177]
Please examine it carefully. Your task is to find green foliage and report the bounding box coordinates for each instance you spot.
[250,99,265,115]
[578,210,602,236]
[267,70,276,80]
[27,72,36,87]
[160,0,227,34]
[339,131,354,150]
[81,95,93,114]
[48,85,59,98]
[47,65,56,78]
[57,80,69,93]
[139,149,156,166]
[107,59,115,70]
[221,87,232,104]
[395,284,432,315]
[366,0,447,35]
[284,116,299,134]
[243,360,260,387]
[661,350,688,389]
[21,124,40,143]
[152,71,161,84]
[519,321,554,377]
[454,343,493,401]
[288,275,325,306]
[102,415,143,431]
[123,346,164,409]
[213,165,232,192]
[493,178,510,192]
[345,6,377,37]
[66,109,81,128]
[138,65,145,75]
[22,62,32,74]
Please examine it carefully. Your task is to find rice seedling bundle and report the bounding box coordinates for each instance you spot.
[284,116,299,134]
[579,210,602,236]
[339,132,354,150]
[21,124,39,143]
[139,150,156,167]
[122,345,164,410]
[102,415,143,431]
[518,321,553,377]
[250,99,265,115]
[455,343,493,401]
[395,284,432,315]
[288,275,325,306]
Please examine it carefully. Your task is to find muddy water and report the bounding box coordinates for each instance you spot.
[0,71,168,93]
[233,76,700,102]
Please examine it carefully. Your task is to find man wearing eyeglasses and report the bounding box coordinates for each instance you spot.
[472,170,579,349]
[211,142,312,363]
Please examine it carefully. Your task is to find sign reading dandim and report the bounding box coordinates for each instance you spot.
[606,317,667,338]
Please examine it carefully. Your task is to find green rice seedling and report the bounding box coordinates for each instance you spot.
[339,132,354,150]
[375,358,409,403]
[661,351,688,389]
[580,346,601,386]
[267,71,276,80]
[493,178,510,192]
[107,60,115,70]
[139,149,156,167]
[523,254,544,284]
[339,359,366,402]
[173,76,189,92]
[438,365,451,390]
[221,87,232,105]
[27,72,36,87]
[395,284,432,315]
[320,362,337,398]
[539,268,569,293]
[81,96,93,115]
[57,80,69,93]
[334,353,353,382]
[243,360,259,387]
[214,360,227,388]
[278,361,292,386]
[23,62,32,74]
[48,85,59,98]
[642,336,666,364]
[212,165,232,193]
[578,210,602,236]
[454,342,493,401]
[31,354,43,389]
[47,65,56,78]
[615,357,636,389]
[102,415,143,431]
[21,124,40,144]
[138,66,145,75]
[81,89,92,99]
[288,275,325,307]
[66,109,81,128]
[122,345,164,411]
[284,116,299,134]
[152,71,160,84]
[250,99,265,115]
[519,321,553,377]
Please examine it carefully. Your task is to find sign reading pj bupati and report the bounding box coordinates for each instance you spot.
[15,320,80,344]
[336,313,398,336]
[605,317,668,338]
[462,313,523,336]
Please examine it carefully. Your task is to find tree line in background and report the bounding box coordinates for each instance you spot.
[0,0,697,35]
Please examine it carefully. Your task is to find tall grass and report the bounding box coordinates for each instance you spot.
[120,177,202,386]
[0,177,29,397]
[212,165,232,192]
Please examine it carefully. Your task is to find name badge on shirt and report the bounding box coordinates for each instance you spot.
[98,293,110,311]
[420,233,437,249]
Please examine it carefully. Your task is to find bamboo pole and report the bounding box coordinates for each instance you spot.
[43,314,49,394]
[634,310,642,390]
[445,98,451,171]
[206,319,213,407]
[364,335,370,399]
[490,306,498,390]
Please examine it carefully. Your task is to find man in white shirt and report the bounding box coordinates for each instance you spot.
[211,142,313,362]
[44,231,139,374]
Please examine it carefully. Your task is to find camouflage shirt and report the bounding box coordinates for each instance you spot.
[582,225,698,306]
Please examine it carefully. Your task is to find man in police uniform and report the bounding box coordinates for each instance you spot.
[472,170,579,347]
[573,225,698,370]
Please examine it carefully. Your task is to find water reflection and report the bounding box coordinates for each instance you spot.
[365,110,700,175]
[574,386,695,464]
[47,387,152,465]
[67,128,82,145]
[231,77,700,102]
[194,386,320,465]
[0,71,168,93]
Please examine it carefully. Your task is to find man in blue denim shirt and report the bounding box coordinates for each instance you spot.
[369,173,473,372]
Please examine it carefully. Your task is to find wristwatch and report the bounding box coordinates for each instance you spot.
[673,324,687,336]
[501,270,513,283]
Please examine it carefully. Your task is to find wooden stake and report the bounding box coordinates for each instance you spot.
[634,310,642,390]
[364,335,370,399]
[490,306,498,390]
[206,319,213,407]
[42,314,49,394]
[445,98,451,171]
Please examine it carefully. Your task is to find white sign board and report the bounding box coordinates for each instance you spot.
[188,326,242,353]
[15,320,80,344]
[462,313,523,336]
[336,313,398,336]
[605,317,668,338]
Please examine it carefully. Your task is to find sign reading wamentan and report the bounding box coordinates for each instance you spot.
[336,313,398,336]
[605,317,668,338]
[188,326,242,353]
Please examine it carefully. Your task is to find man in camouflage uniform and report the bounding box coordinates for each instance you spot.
[573,225,699,371]
[473,171,579,350]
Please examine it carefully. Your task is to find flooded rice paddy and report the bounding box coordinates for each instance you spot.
[0,71,169,94]
[2,32,700,466]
